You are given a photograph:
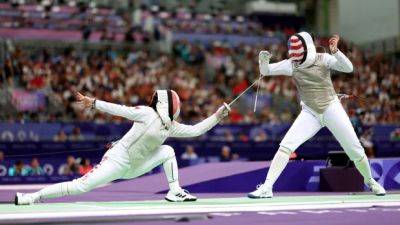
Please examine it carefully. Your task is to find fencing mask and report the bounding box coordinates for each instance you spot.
[149,90,181,129]
[288,31,316,68]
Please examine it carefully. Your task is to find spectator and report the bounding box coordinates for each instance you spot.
[238,132,249,142]
[181,145,199,160]
[390,128,400,141]
[0,151,4,164]
[219,145,232,162]
[26,158,45,176]
[231,153,240,161]
[223,130,235,142]
[8,160,28,176]
[360,128,375,158]
[0,151,6,177]
[53,130,68,142]
[58,155,79,175]
[79,158,93,175]
[81,20,92,41]
[69,127,85,141]
[253,129,269,142]
[349,109,363,135]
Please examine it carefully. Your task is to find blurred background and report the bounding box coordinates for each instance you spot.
[0,0,399,191]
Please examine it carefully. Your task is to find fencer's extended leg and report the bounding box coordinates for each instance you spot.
[248,108,322,198]
[130,145,196,202]
[15,149,129,205]
[323,101,385,196]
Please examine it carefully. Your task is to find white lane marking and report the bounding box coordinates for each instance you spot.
[328,210,343,213]
[259,211,297,215]
[70,203,111,210]
[2,201,400,221]
[258,208,398,216]
[300,210,332,214]
[72,198,400,212]
[209,212,242,217]
[381,208,400,212]
[347,209,369,213]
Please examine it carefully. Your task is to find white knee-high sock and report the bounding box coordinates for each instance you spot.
[265,148,291,186]
[37,183,67,199]
[163,157,180,192]
[34,181,82,201]
[28,182,67,201]
[354,155,373,182]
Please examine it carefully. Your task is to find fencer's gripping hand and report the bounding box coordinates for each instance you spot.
[216,103,231,120]
[76,92,95,109]
[329,34,340,54]
[258,50,272,76]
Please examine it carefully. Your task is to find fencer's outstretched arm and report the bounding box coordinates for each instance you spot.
[75,92,146,122]
[170,115,219,138]
[323,50,353,73]
[260,60,293,76]
[94,100,147,122]
[258,51,293,76]
[169,105,230,138]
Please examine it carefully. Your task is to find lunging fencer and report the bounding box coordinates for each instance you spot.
[248,32,386,198]
[15,90,230,205]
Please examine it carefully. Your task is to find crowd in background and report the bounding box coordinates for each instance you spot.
[0,1,399,126]
[0,0,288,43]
[2,35,399,126]
[0,149,94,176]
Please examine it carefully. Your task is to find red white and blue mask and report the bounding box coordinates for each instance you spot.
[287,32,316,68]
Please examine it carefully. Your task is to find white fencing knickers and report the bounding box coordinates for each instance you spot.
[37,145,178,200]
[280,99,365,162]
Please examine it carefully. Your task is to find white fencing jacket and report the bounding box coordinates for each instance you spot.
[260,50,353,114]
[95,100,219,165]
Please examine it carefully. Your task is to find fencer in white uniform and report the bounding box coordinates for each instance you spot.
[248,32,385,198]
[15,90,230,205]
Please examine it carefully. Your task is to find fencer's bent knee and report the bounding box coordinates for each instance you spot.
[161,145,176,159]
[351,152,366,163]
[58,180,89,196]
[279,141,299,154]
[278,147,292,156]
[343,142,365,162]
[69,178,94,195]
